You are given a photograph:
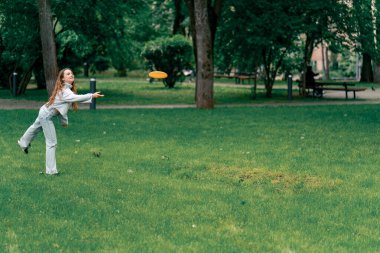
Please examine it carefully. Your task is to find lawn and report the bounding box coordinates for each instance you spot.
[1,104,379,252]
[1,77,378,105]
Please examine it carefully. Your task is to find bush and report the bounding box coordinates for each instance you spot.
[142,35,193,88]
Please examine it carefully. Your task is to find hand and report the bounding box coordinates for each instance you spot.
[92,92,104,98]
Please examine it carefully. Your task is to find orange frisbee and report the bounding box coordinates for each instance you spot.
[148,71,168,79]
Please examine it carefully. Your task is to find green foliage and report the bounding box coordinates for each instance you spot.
[278,41,304,77]
[351,0,379,61]
[216,0,304,96]
[142,35,193,88]
[0,0,157,90]
[1,105,380,252]
[0,0,40,88]
[329,48,357,79]
[215,0,354,96]
[54,0,150,74]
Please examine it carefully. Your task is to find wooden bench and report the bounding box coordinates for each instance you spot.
[315,83,366,99]
[298,81,366,99]
[214,72,237,80]
[315,86,366,99]
[214,71,257,85]
[234,72,257,85]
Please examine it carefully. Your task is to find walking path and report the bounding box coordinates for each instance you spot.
[1,89,379,110]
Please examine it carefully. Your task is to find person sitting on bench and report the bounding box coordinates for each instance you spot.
[305,66,321,96]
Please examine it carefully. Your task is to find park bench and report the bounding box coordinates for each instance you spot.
[297,81,366,99]
[315,83,366,99]
[234,72,257,85]
[214,71,257,85]
[214,71,237,80]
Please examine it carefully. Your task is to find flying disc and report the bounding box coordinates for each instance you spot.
[148,71,168,79]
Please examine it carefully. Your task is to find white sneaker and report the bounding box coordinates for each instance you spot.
[46,172,60,176]
[17,140,30,154]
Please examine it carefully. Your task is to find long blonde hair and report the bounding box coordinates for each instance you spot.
[46,68,78,111]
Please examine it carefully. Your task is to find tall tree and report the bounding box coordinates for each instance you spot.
[215,0,302,97]
[298,0,351,94]
[173,0,186,35]
[38,0,58,96]
[374,0,380,82]
[54,0,148,76]
[0,0,41,92]
[185,0,222,109]
[1,0,156,94]
[194,0,213,108]
[215,0,351,97]
[352,0,374,82]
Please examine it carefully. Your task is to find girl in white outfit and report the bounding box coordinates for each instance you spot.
[18,68,104,175]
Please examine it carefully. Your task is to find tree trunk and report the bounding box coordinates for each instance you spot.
[374,64,380,83]
[194,0,214,108]
[262,46,287,98]
[360,52,373,82]
[38,0,58,97]
[185,0,198,101]
[262,48,272,97]
[186,0,222,108]
[321,43,326,79]
[302,34,315,95]
[173,0,185,35]
[32,56,46,89]
[17,59,38,95]
[324,45,330,80]
[83,62,89,77]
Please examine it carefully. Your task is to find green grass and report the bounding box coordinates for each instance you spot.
[2,77,378,105]
[1,105,379,252]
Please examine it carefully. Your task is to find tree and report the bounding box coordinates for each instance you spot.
[185,0,222,108]
[173,0,186,35]
[374,0,380,82]
[193,0,213,107]
[38,0,58,96]
[215,0,352,97]
[352,0,375,82]
[299,0,352,92]
[1,0,155,94]
[142,35,193,88]
[216,0,302,97]
[0,0,42,93]
[53,0,152,76]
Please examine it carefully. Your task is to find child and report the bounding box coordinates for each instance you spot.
[17,68,104,175]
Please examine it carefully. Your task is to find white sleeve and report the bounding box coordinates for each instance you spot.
[62,89,93,103]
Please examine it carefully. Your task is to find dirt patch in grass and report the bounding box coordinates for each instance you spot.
[208,166,343,193]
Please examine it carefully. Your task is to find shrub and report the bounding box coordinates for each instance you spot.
[142,35,193,88]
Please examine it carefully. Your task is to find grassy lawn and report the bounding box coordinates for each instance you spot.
[1,77,378,105]
[1,104,379,252]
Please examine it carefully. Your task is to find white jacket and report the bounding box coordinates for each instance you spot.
[49,83,93,127]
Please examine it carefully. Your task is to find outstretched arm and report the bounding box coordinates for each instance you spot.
[61,89,104,103]
[92,92,104,98]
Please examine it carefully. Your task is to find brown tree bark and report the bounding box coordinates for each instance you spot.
[37,0,58,97]
[194,0,213,108]
[302,33,315,96]
[173,0,186,35]
[17,58,38,95]
[185,0,222,108]
[360,53,374,82]
[184,0,198,101]
[373,64,380,83]
[321,43,325,79]
[324,45,330,80]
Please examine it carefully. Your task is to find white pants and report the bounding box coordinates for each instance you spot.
[19,105,58,174]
